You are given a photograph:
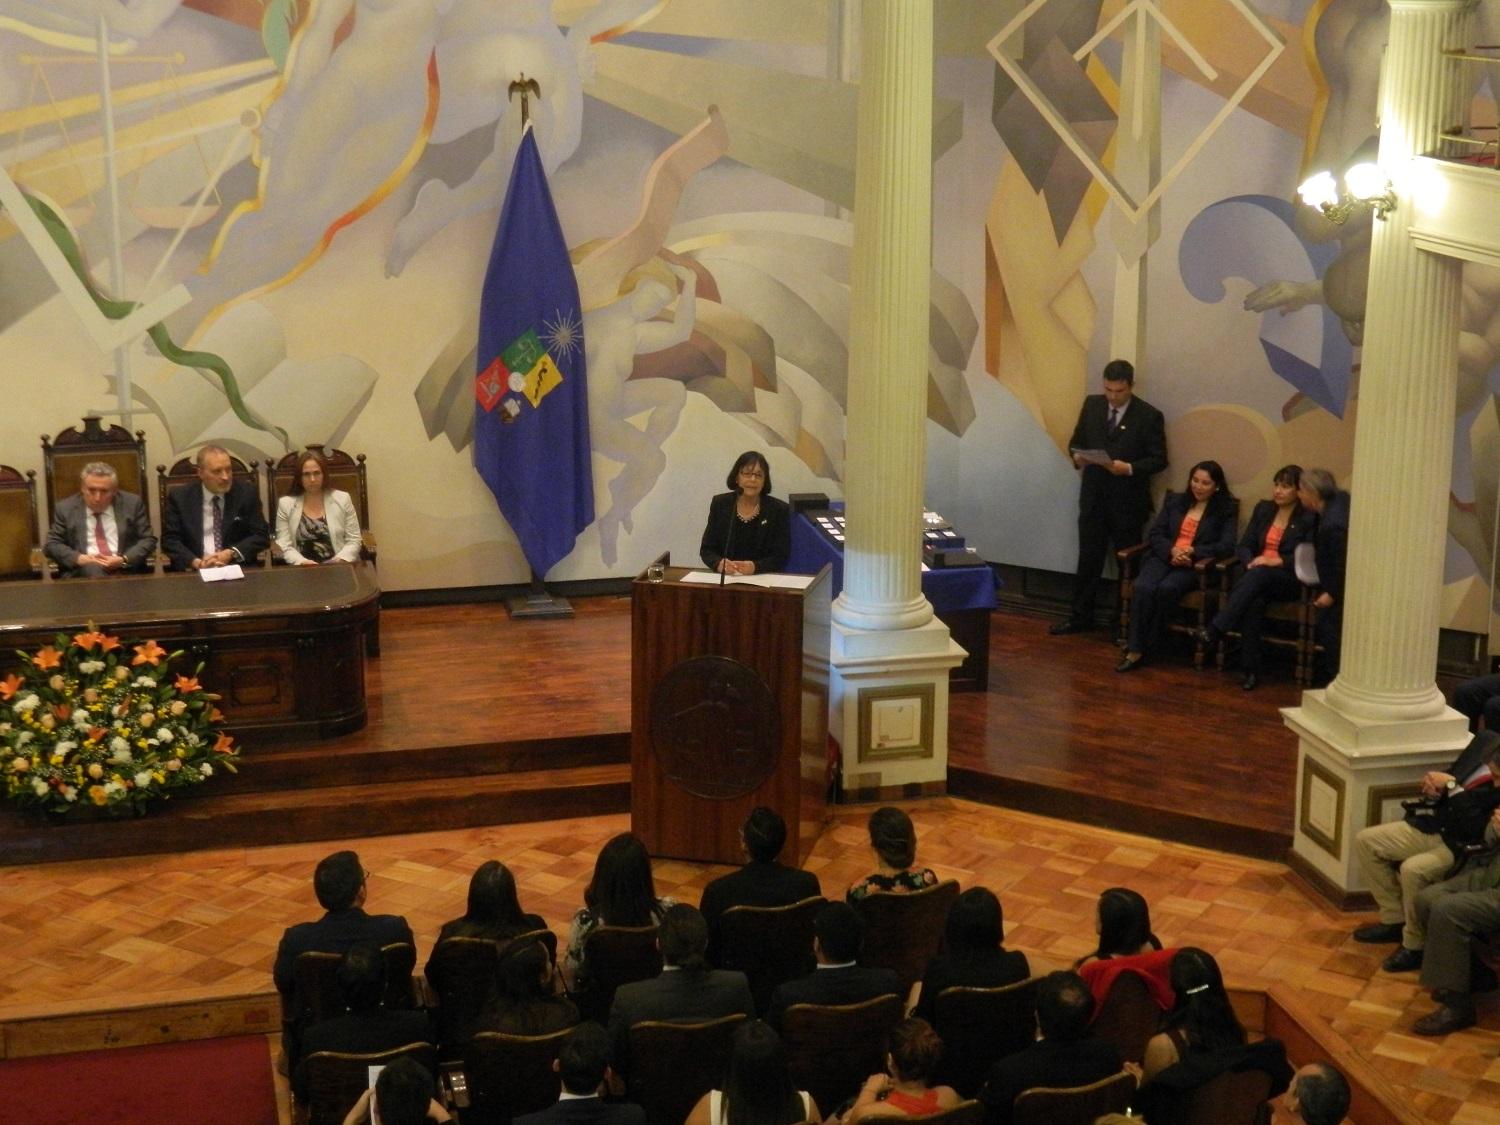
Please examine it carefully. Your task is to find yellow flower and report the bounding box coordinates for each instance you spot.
[10,756,28,773]
[140,712,155,728]
[169,700,187,717]
[48,674,65,691]
[88,785,108,806]
[87,763,103,780]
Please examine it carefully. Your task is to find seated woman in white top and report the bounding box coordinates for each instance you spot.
[686,1020,817,1125]
[275,449,363,565]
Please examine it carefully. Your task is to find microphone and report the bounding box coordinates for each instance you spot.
[720,498,735,586]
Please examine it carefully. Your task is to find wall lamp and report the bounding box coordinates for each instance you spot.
[1297,163,1397,223]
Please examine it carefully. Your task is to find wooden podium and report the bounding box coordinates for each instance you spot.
[631,558,833,865]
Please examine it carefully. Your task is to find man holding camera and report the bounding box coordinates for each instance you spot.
[1352,731,1500,973]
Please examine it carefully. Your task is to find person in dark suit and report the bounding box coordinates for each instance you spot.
[700,450,791,576]
[701,807,822,964]
[605,904,756,1078]
[293,943,432,1100]
[44,462,156,577]
[979,971,1123,1125]
[1116,460,1236,673]
[912,887,1029,1023]
[514,1023,646,1125]
[161,444,269,570]
[1454,671,1500,734]
[1297,468,1349,684]
[1196,465,1313,690]
[272,850,415,996]
[1052,359,1168,635]
[1410,825,1500,1035]
[765,901,899,1030]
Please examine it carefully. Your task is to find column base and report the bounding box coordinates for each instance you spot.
[1282,691,1469,905]
[830,617,965,798]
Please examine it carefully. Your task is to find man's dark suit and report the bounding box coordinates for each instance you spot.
[271,908,415,994]
[979,1037,1122,1125]
[765,963,899,1030]
[700,860,822,963]
[161,479,269,570]
[44,491,156,576]
[516,1096,647,1125]
[1065,393,1168,624]
[293,1008,433,1099]
[606,966,755,1075]
[1310,490,1350,680]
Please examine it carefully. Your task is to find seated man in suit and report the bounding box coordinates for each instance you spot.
[342,1055,452,1125]
[701,806,822,964]
[161,444,268,571]
[515,1022,646,1125]
[765,901,899,1030]
[606,903,755,1079]
[1410,808,1500,1035]
[979,971,1123,1125]
[293,943,432,1100]
[44,462,155,577]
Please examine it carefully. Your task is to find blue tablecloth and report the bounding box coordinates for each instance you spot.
[787,509,998,614]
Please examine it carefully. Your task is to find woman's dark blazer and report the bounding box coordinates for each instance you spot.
[1145,492,1237,565]
[699,492,791,574]
[1233,500,1312,567]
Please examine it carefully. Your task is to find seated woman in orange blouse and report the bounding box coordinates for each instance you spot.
[1117,460,1236,673]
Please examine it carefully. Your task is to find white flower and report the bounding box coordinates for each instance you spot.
[15,731,33,746]
[72,713,92,731]
[78,660,104,674]
[134,676,155,688]
[32,779,47,796]
[157,728,174,743]
[55,740,75,755]
[61,785,77,802]
[186,733,202,748]
[13,694,39,713]
[199,763,213,777]
[134,771,152,788]
[109,748,133,764]
[110,737,130,754]
[103,781,124,795]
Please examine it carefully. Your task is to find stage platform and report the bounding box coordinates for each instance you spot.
[0,596,1299,867]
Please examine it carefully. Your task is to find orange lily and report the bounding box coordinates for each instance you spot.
[131,640,167,666]
[174,674,201,694]
[88,726,107,743]
[209,707,225,723]
[213,731,236,754]
[52,703,71,721]
[0,673,22,700]
[72,630,121,652]
[32,647,62,671]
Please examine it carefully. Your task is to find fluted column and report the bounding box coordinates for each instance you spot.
[1322,0,1474,722]
[832,0,934,633]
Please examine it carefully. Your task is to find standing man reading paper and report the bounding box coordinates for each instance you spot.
[1051,359,1168,635]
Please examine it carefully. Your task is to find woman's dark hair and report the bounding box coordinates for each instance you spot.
[1090,887,1161,961]
[1164,947,1245,1052]
[289,448,330,497]
[583,832,659,926]
[466,860,526,929]
[945,887,1002,952]
[1272,464,1302,489]
[726,450,773,495]
[721,1020,805,1125]
[489,940,556,1032]
[886,1018,943,1084]
[373,1055,436,1125]
[1184,459,1233,505]
[868,806,917,869]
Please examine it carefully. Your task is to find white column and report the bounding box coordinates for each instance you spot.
[1284,0,1475,900]
[829,0,963,798]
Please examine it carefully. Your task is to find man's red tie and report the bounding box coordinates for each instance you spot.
[93,513,109,557]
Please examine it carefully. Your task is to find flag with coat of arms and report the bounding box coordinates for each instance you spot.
[474,125,593,576]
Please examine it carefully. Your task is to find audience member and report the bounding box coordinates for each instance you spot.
[514,1022,645,1125]
[605,903,755,1077]
[978,971,1123,1125]
[847,807,938,901]
[1410,806,1500,1035]
[1455,670,1500,734]
[340,1055,450,1125]
[1075,888,1174,1012]
[912,887,1029,1022]
[1296,467,1348,684]
[843,1018,960,1123]
[476,939,579,1036]
[701,807,822,963]
[685,1019,817,1125]
[564,832,676,988]
[1284,1062,1351,1125]
[161,443,269,571]
[1351,730,1500,974]
[43,462,156,577]
[425,860,547,984]
[766,901,899,1029]
[294,943,432,1100]
[273,850,414,996]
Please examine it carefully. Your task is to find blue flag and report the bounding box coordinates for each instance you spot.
[474,127,593,576]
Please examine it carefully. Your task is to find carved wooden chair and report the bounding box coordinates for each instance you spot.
[853,879,960,1000]
[1089,971,1162,1066]
[626,1014,747,1125]
[0,466,43,580]
[932,978,1039,1098]
[300,1041,436,1125]
[40,417,149,525]
[1010,1070,1137,1125]
[781,994,903,1118]
[461,1027,570,1125]
[717,895,824,1015]
[284,942,419,1065]
[266,444,377,564]
[571,923,662,1025]
[1210,558,1321,685]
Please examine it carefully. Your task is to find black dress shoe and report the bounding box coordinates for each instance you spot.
[1115,653,1144,673]
[1382,947,1423,973]
[1353,921,1404,944]
[1241,672,1259,691]
[1049,619,1089,636]
[1412,1002,1476,1036]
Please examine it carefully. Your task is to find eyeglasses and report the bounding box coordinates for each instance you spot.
[738,468,766,479]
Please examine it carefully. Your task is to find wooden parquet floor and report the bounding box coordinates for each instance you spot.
[1,799,1497,1122]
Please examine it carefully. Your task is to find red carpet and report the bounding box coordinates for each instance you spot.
[0,1034,277,1125]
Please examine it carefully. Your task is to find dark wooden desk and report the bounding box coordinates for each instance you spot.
[0,564,379,739]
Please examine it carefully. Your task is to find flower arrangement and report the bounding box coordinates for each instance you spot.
[1,628,239,817]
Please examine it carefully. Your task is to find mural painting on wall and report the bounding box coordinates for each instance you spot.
[0,1,1497,610]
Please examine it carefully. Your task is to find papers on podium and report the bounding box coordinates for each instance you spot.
[199,563,246,582]
[680,571,816,590]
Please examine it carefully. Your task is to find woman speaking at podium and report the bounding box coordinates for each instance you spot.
[699,450,791,576]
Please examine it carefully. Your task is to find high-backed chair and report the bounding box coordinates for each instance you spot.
[462,1027,570,1125]
[156,452,263,569]
[1010,1071,1136,1125]
[284,942,419,1064]
[1210,558,1321,684]
[932,979,1039,1098]
[40,417,149,524]
[424,936,502,1060]
[781,994,903,1117]
[626,1015,746,1125]
[0,467,42,580]
[572,924,662,1025]
[1089,971,1161,1066]
[1176,1067,1277,1125]
[300,1041,436,1125]
[717,896,824,1015]
[267,444,376,563]
[853,880,960,1000]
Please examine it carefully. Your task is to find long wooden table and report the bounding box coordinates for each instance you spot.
[0,564,379,739]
